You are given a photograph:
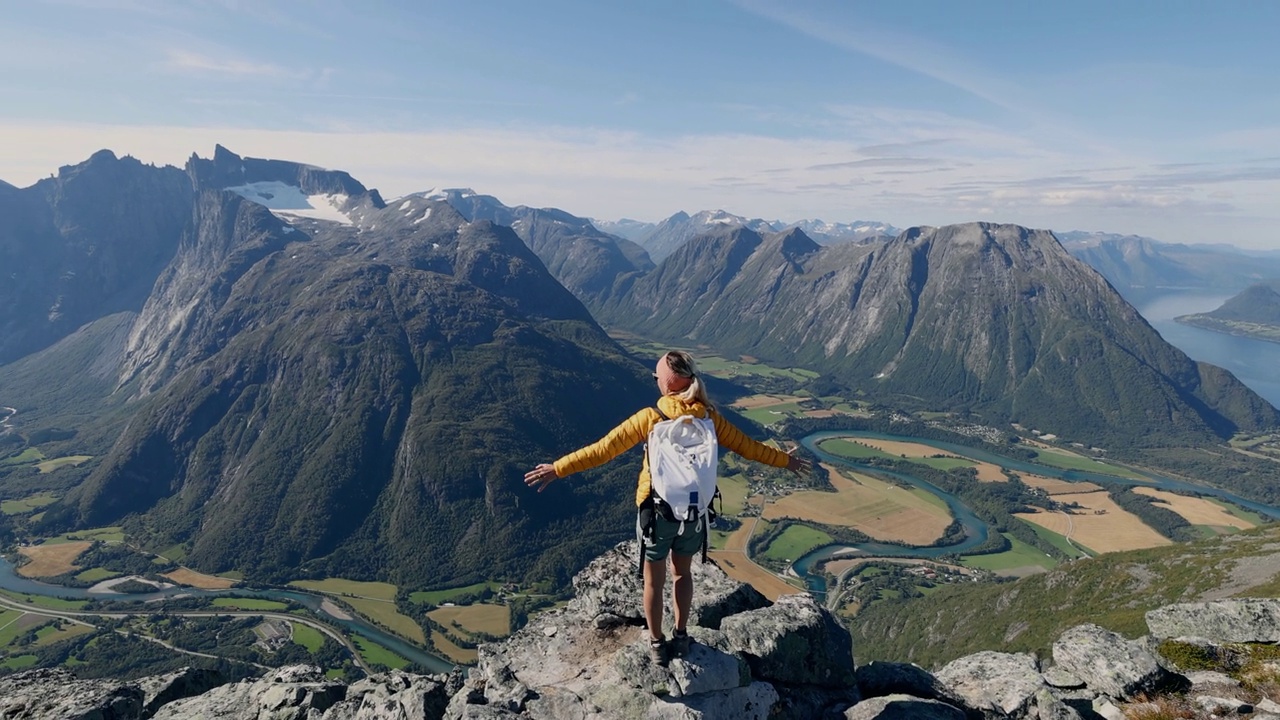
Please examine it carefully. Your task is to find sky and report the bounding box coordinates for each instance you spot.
[2,0,1279,247]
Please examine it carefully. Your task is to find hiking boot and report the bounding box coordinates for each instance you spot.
[671,629,691,658]
[648,636,670,667]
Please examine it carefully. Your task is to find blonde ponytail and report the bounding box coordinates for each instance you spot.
[662,350,713,409]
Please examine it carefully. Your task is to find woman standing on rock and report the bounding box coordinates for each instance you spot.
[525,350,810,665]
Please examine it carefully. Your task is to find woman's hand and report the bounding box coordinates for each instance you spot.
[524,463,559,492]
[785,448,812,477]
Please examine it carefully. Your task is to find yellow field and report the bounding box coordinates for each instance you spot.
[162,567,238,589]
[1132,487,1256,530]
[35,456,92,473]
[289,578,397,601]
[764,465,952,545]
[707,552,803,601]
[17,541,92,577]
[431,629,476,664]
[427,604,510,638]
[1018,474,1103,495]
[731,394,806,410]
[344,597,424,644]
[1015,492,1172,553]
[852,439,1005,481]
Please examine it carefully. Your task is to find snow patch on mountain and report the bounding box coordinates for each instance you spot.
[225,181,353,226]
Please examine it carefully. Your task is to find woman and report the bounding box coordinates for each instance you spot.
[524,350,810,665]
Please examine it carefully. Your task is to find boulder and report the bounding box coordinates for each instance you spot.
[856,661,968,707]
[138,666,229,717]
[720,593,856,687]
[323,670,453,719]
[569,541,768,629]
[1051,624,1183,700]
[1146,599,1280,643]
[934,651,1045,718]
[843,694,966,720]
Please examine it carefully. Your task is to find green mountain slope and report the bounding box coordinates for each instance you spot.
[854,523,1280,670]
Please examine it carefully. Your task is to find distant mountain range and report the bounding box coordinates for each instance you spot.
[593,211,897,263]
[1058,231,1280,303]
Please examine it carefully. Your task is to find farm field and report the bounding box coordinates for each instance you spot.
[765,464,952,545]
[345,597,424,644]
[708,518,804,601]
[427,604,510,639]
[1018,474,1103,495]
[44,527,124,544]
[759,525,833,562]
[74,568,119,582]
[853,438,1003,479]
[960,533,1057,576]
[0,448,44,466]
[16,541,91,577]
[409,581,502,606]
[290,622,325,652]
[1,492,58,515]
[1015,491,1172,553]
[351,634,410,670]
[430,629,475,664]
[731,394,807,410]
[289,578,398,601]
[35,455,92,473]
[1131,487,1257,531]
[0,589,87,611]
[163,567,238,589]
[1028,446,1147,480]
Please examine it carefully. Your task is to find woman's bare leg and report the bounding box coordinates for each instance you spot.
[670,553,694,632]
[643,558,667,640]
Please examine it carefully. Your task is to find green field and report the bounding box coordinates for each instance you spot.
[760,524,834,562]
[0,448,45,467]
[0,614,43,647]
[1023,520,1089,559]
[34,622,94,646]
[1029,449,1146,480]
[211,598,289,611]
[290,578,398,601]
[0,589,89,611]
[1,492,58,515]
[960,533,1058,573]
[740,402,808,425]
[75,567,120,582]
[291,623,325,652]
[409,582,502,606]
[351,633,410,670]
[1,655,37,670]
[716,474,750,516]
[44,526,125,544]
[35,455,92,473]
[1207,498,1269,527]
[157,544,188,562]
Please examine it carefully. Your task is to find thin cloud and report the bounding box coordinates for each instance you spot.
[164,49,303,80]
[807,157,944,171]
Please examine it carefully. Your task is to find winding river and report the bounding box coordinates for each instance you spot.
[0,556,453,673]
[792,430,1280,592]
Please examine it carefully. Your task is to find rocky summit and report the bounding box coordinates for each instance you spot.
[10,544,1280,719]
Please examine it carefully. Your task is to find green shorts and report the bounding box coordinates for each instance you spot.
[637,510,705,562]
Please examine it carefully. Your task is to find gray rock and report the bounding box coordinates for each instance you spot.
[1147,599,1280,642]
[151,664,347,719]
[855,661,967,706]
[1030,688,1082,720]
[771,684,862,720]
[569,541,768,630]
[139,667,229,717]
[1182,670,1238,688]
[1051,624,1181,700]
[322,671,452,719]
[720,593,856,687]
[647,681,778,720]
[935,651,1044,718]
[0,668,144,720]
[843,694,966,720]
[1261,698,1280,714]
[668,642,749,697]
[1040,667,1084,690]
[1195,694,1251,713]
[1090,697,1125,720]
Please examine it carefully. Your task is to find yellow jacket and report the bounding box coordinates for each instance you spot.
[553,394,792,506]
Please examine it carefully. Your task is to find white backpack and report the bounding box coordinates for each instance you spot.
[647,411,719,525]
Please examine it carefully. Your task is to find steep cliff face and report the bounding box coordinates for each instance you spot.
[0,150,194,364]
[595,222,1278,445]
[59,189,654,586]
